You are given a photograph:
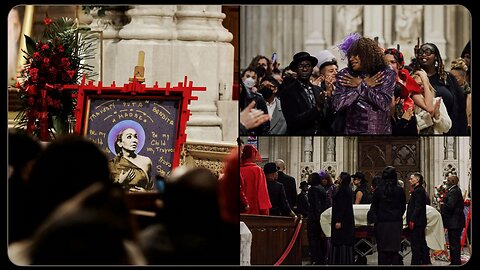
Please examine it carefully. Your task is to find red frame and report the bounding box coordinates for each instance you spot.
[63,76,206,169]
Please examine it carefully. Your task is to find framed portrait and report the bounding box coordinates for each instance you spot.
[68,77,205,192]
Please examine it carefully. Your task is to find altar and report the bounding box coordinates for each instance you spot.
[320,204,446,251]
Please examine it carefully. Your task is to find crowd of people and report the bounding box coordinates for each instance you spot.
[7,128,239,265]
[239,33,471,136]
[240,143,469,265]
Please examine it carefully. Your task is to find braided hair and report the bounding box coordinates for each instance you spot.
[421,43,447,84]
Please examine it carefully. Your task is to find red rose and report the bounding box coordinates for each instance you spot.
[41,44,50,51]
[44,17,53,25]
[56,45,65,53]
[32,52,42,60]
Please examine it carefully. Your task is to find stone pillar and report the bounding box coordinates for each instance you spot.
[364,5,385,47]
[458,137,471,193]
[119,5,176,40]
[424,5,447,62]
[393,5,423,62]
[102,5,233,143]
[303,6,327,53]
[383,5,393,47]
[176,5,216,41]
[302,136,312,162]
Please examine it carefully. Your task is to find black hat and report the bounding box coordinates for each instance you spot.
[263,162,278,174]
[289,52,318,70]
[352,171,366,181]
[299,181,309,189]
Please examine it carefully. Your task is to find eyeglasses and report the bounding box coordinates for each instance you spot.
[418,48,435,56]
[298,63,313,69]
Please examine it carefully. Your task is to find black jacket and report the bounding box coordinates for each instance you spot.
[266,180,292,216]
[278,78,331,135]
[277,171,297,209]
[239,83,270,135]
[441,185,465,229]
[371,184,406,223]
[296,192,310,218]
[307,184,328,222]
[406,185,427,227]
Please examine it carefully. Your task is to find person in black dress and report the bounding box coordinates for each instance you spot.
[330,172,355,265]
[307,172,328,264]
[417,42,468,135]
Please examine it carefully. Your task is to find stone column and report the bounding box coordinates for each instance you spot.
[102,5,232,143]
[325,137,336,162]
[303,136,313,162]
[364,5,385,47]
[303,5,327,53]
[424,5,447,62]
[393,5,423,62]
[174,5,231,142]
[458,137,471,193]
[118,5,176,40]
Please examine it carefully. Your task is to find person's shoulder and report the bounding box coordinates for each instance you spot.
[138,155,152,164]
[338,67,350,75]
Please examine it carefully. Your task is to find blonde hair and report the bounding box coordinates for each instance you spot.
[450,57,468,72]
[412,72,436,95]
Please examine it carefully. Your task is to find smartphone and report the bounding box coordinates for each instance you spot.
[272,52,277,64]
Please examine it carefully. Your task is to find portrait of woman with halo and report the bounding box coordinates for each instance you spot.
[108,120,153,191]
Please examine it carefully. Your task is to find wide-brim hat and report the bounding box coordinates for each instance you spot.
[352,171,366,181]
[289,51,318,70]
[264,162,278,174]
[299,181,309,189]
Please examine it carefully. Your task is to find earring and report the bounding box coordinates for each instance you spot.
[434,60,439,68]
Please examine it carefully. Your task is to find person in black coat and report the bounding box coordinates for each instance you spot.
[441,175,466,265]
[263,163,296,218]
[275,159,297,210]
[239,73,270,135]
[406,172,429,265]
[307,172,328,265]
[369,166,406,265]
[296,181,310,218]
[278,52,332,135]
[330,172,355,265]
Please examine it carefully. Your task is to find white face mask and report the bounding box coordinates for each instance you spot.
[243,77,256,89]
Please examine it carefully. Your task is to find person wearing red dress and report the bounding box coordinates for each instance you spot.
[240,144,271,215]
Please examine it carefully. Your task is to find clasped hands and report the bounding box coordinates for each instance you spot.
[339,71,385,88]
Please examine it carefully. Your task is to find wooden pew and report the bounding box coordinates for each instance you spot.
[240,214,305,265]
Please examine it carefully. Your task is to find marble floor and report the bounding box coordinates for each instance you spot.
[301,247,471,266]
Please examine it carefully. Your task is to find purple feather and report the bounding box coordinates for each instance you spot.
[318,169,327,179]
[336,32,361,59]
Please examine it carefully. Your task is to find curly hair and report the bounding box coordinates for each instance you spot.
[247,55,272,75]
[450,57,468,72]
[347,37,388,76]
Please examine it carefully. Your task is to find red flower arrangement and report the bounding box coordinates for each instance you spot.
[432,180,449,211]
[14,15,96,140]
